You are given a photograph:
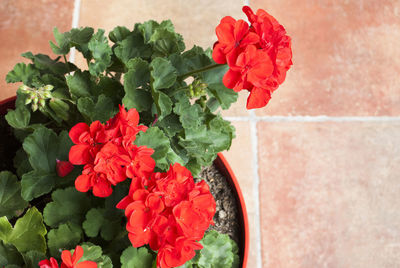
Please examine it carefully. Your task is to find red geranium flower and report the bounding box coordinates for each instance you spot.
[39,246,97,268]
[69,121,108,165]
[75,164,113,197]
[106,105,147,146]
[39,258,59,268]
[213,6,292,110]
[243,6,292,86]
[56,159,74,177]
[125,144,155,180]
[125,200,155,247]
[118,162,216,268]
[61,246,97,268]
[157,237,203,268]
[212,16,259,66]
[94,142,130,185]
[156,163,195,207]
[223,45,273,92]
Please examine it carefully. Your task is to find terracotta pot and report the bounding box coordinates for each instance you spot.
[215,153,249,268]
[0,96,249,267]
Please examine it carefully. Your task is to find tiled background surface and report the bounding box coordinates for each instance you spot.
[1,0,400,267]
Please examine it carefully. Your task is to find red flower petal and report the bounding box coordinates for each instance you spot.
[76,261,97,268]
[212,42,227,64]
[56,160,74,177]
[222,69,241,90]
[71,246,84,266]
[69,123,89,144]
[75,174,91,193]
[69,144,92,165]
[61,250,73,267]
[215,16,235,44]
[233,19,249,43]
[246,87,271,109]
[92,178,112,197]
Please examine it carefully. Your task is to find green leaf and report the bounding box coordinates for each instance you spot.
[207,115,235,152]
[155,113,182,137]
[43,187,91,228]
[13,149,31,178]
[150,57,177,91]
[152,90,172,119]
[140,20,185,56]
[49,98,70,121]
[0,241,24,267]
[50,27,71,55]
[21,128,73,201]
[47,222,82,257]
[77,94,116,123]
[207,83,238,110]
[5,63,39,85]
[79,243,113,268]
[136,127,176,170]
[66,71,95,98]
[5,106,30,129]
[21,171,57,202]
[114,33,152,65]
[150,28,185,56]
[0,208,47,254]
[22,250,47,268]
[0,171,28,219]
[23,128,72,172]
[137,20,160,43]
[173,99,203,129]
[22,53,77,75]
[82,208,118,241]
[96,76,124,104]
[122,58,152,112]
[88,29,113,76]
[182,46,212,73]
[109,26,131,43]
[197,231,239,268]
[121,246,154,268]
[50,27,94,56]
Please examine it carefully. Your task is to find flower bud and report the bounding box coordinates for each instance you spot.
[43,85,54,91]
[42,91,52,99]
[31,102,38,112]
[19,85,30,92]
[39,98,46,108]
[25,96,33,105]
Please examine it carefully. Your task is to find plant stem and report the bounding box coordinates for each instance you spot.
[178,63,223,79]
[63,55,71,73]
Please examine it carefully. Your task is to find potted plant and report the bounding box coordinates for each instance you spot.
[0,6,291,268]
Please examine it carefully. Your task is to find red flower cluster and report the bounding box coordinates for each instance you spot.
[39,245,97,268]
[69,105,155,197]
[212,6,292,109]
[117,163,216,268]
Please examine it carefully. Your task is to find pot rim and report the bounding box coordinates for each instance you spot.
[215,153,249,268]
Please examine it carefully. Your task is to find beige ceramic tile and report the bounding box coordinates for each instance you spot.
[0,0,74,100]
[224,121,258,268]
[258,121,400,268]
[250,0,400,116]
[78,0,250,116]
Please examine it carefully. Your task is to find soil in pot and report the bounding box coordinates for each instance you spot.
[200,165,240,246]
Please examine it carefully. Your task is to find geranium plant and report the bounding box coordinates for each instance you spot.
[0,6,291,268]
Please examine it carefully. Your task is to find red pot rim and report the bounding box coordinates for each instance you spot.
[0,97,250,267]
[0,96,16,115]
[215,153,249,268]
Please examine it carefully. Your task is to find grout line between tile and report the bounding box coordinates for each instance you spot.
[69,0,81,63]
[249,110,263,268]
[224,115,400,122]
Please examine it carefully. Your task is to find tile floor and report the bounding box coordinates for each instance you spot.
[1,0,400,267]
